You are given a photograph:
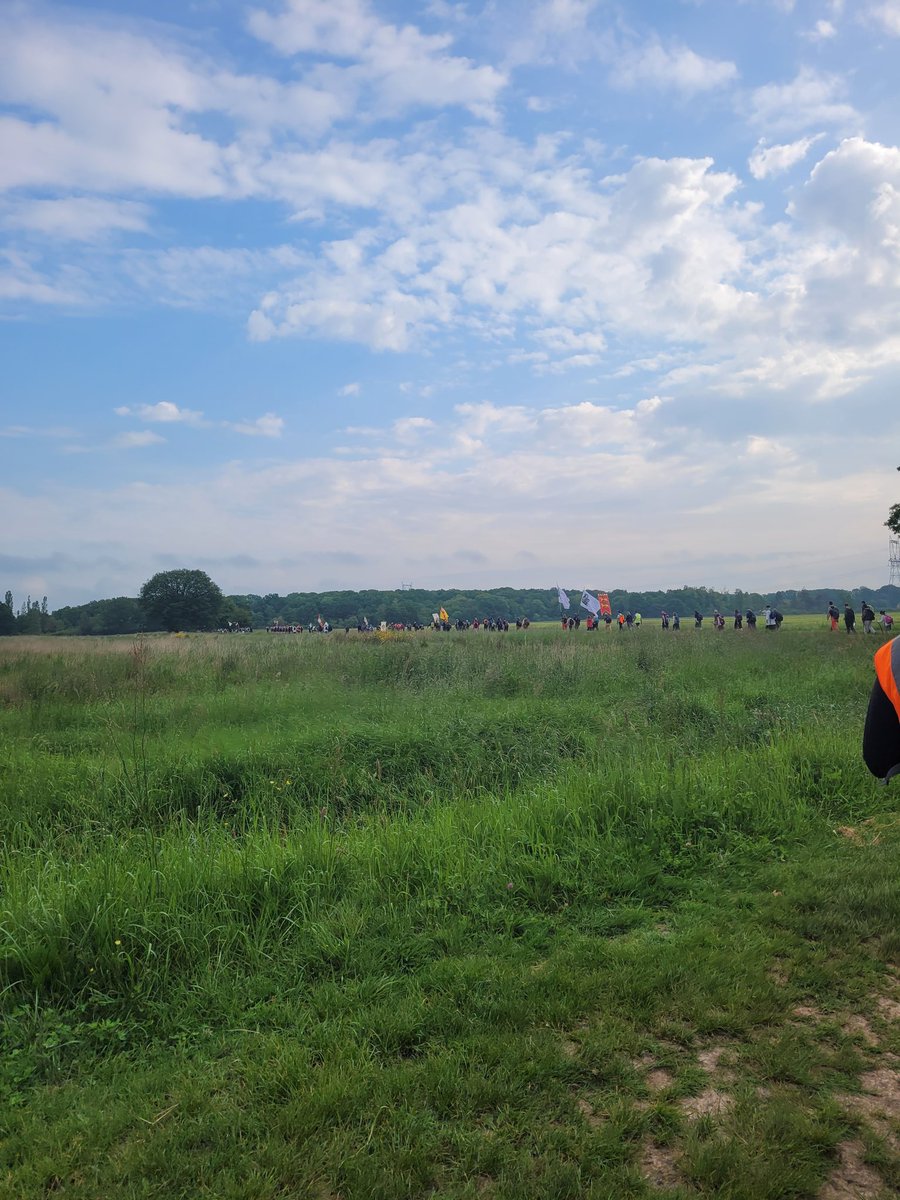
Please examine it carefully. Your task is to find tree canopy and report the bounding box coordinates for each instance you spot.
[139,570,224,632]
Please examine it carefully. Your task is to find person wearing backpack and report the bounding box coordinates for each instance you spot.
[880,610,894,634]
[861,600,876,634]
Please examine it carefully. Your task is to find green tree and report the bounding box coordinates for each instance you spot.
[0,601,15,636]
[139,569,223,632]
[887,503,900,537]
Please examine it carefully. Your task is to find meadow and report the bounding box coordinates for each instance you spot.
[0,622,898,1199]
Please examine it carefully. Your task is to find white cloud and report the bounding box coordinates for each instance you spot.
[804,19,837,41]
[0,249,87,306]
[6,389,893,606]
[112,431,165,449]
[748,133,825,179]
[2,198,151,241]
[246,0,506,118]
[115,402,204,424]
[392,416,435,439]
[610,40,738,94]
[228,413,285,438]
[747,67,858,134]
[338,382,361,396]
[868,2,900,35]
[248,152,754,356]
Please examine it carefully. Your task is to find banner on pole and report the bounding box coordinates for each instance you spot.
[598,593,612,616]
[580,590,601,615]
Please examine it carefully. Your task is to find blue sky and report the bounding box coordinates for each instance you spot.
[2,0,900,607]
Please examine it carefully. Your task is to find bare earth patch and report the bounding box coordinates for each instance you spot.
[576,1097,604,1129]
[697,1044,735,1081]
[680,1088,734,1119]
[640,1142,683,1191]
[840,1068,900,1152]
[818,1139,884,1199]
[875,994,900,1022]
[646,1067,675,1093]
[794,1004,825,1020]
[843,1014,880,1047]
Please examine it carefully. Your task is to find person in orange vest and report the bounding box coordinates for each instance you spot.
[864,637,900,782]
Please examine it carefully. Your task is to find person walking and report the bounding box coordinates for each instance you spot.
[861,600,876,634]
[880,610,894,634]
[844,603,856,634]
[827,601,840,632]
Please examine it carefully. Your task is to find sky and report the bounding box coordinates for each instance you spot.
[2,0,900,608]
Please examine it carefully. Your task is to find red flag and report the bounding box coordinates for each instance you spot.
[598,593,611,616]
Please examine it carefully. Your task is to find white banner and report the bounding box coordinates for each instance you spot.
[580,590,601,615]
[557,587,570,610]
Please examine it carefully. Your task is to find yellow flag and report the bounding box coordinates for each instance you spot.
[439,607,449,622]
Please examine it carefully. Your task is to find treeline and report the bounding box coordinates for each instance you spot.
[0,591,54,636]
[4,584,900,637]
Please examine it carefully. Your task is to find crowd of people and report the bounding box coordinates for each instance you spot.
[827,600,894,634]
[260,605,895,637]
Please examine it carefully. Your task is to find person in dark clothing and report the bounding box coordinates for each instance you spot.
[745,609,757,629]
[863,637,900,782]
[694,610,703,629]
[844,603,856,633]
[861,600,876,634]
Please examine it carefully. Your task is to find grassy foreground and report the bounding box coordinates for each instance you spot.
[0,625,898,1199]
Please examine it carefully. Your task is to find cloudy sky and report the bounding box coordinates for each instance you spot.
[2,0,900,607]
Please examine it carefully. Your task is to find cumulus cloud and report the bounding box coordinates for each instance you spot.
[610,40,738,94]
[748,133,825,178]
[227,413,285,437]
[747,67,858,134]
[248,152,755,358]
[246,0,505,117]
[115,402,204,424]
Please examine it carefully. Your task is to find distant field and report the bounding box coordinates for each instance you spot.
[0,627,897,1199]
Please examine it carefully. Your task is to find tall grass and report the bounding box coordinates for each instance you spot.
[0,625,878,1005]
[2,625,898,1198]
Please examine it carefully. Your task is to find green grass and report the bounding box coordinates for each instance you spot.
[0,626,897,1198]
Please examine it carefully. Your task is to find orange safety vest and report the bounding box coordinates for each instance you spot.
[874,636,900,721]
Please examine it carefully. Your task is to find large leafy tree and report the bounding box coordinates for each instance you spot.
[140,569,223,632]
[887,503,900,537]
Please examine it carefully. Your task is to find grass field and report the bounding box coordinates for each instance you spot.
[1,624,898,1199]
